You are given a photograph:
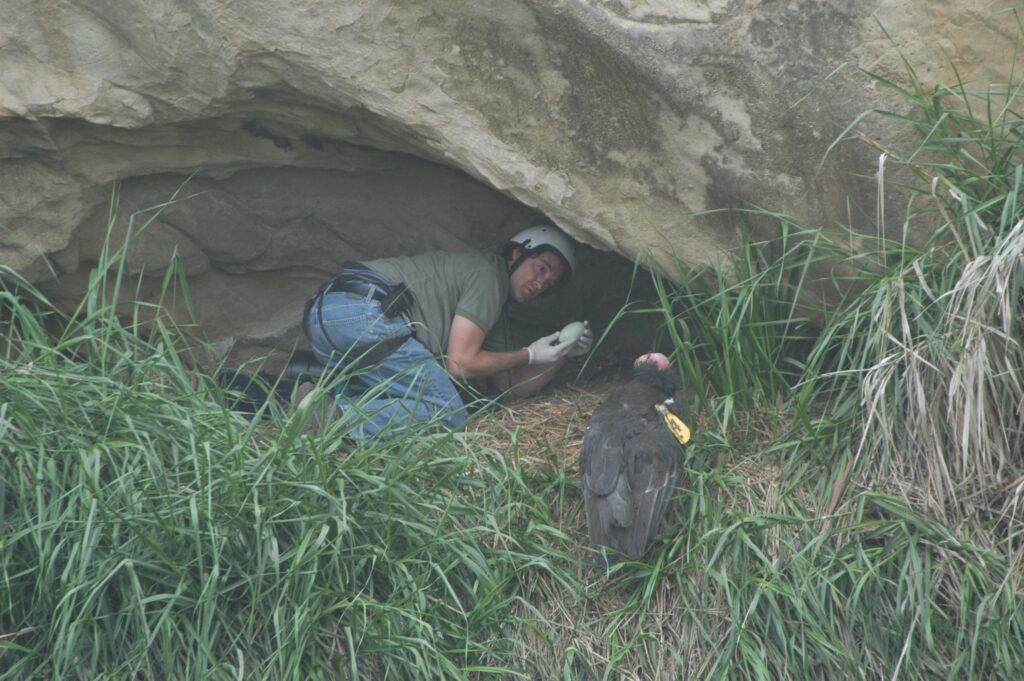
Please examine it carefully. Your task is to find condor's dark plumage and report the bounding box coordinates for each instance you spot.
[580,353,687,566]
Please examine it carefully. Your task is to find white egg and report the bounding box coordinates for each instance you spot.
[557,321,586,344]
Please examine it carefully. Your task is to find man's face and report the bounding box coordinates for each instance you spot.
[508,249,566,303]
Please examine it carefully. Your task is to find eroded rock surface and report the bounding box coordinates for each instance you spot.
[0,0,1016,358]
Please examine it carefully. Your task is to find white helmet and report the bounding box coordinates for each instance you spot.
[504,225,576,284]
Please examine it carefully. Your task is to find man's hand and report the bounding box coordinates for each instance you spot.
[525,331,576,365]
[566,321,593,358]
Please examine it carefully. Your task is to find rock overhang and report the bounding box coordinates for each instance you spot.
[0,0,1017,361]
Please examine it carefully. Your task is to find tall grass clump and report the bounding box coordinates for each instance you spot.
[0,202,580,679]
[598,215,843,447]
[801,22,1024,524]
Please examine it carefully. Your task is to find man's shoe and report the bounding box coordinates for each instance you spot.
[218,368,282,419]
[292,382,341,433]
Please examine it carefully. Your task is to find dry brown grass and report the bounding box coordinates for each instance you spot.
[470,381,609,473]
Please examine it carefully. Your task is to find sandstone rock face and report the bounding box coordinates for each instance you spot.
[0,0,1016,359]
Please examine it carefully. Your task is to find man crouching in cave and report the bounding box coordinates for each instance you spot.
[300,225,593,443]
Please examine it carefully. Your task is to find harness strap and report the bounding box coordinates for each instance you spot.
[341,334,411,373]
[303,262,415,373]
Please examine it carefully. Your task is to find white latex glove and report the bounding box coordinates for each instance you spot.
[525,331,576,365]
[566,321,593,358]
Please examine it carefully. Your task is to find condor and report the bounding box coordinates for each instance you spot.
[580,352,691,567]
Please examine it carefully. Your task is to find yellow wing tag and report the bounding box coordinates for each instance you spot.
[655,403,691,445]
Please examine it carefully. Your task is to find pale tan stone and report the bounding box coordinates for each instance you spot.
[0,0,1016,358]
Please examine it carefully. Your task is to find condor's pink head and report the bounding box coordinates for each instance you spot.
[634,352,671,371]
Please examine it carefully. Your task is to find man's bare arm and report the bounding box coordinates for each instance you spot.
[444,314,530,380]
[488,360,566,399]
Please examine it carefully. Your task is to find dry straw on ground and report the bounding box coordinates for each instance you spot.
[469,381,608,473]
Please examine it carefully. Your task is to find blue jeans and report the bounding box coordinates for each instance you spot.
[305,288,468,443]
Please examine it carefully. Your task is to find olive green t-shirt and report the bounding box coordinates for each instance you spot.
[365,252,510,357]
